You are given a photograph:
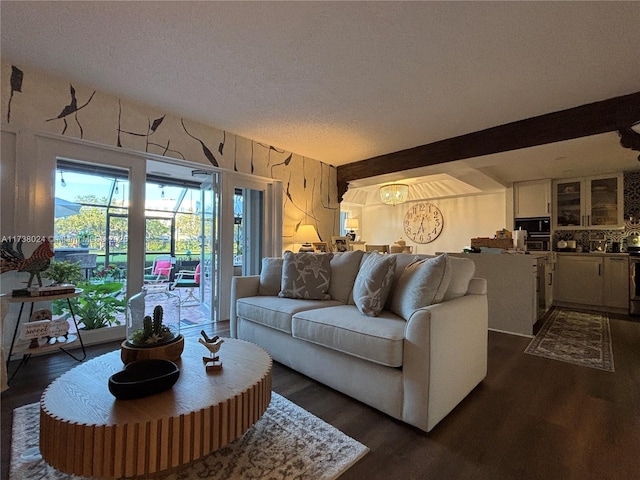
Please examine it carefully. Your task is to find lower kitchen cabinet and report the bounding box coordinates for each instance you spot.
[555,255,603,305]
[554,253,628,311]
[603,256,629,308]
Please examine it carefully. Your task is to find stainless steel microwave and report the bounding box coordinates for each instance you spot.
[514,217,550,236]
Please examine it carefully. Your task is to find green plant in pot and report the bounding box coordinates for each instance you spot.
[129,305,176,346]
[53,281,125,329]
[43,260,83,285]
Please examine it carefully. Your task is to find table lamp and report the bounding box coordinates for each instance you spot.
[295,224,320,252]
[345,218,359,241]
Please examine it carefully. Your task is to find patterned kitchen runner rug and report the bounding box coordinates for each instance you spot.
[10,392,369,480]
[525,308,615,372]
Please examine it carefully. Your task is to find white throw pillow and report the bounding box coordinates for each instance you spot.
[442,256,476,301]
[353,251,397,317]
[389,254,452,320]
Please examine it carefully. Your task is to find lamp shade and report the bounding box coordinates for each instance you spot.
[379,184,409,206]
[344,218,359,230]
[295,224,321,244]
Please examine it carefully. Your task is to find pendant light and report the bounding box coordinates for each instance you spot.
[379,184,409,206]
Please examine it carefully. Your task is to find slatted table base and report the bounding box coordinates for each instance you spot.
[39,339,272,478]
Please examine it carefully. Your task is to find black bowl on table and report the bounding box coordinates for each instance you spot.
[108,359,180,400]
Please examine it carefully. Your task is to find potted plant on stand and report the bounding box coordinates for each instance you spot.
[53,282,126,342]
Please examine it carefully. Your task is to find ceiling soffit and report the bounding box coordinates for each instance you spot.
[337,93,640,201]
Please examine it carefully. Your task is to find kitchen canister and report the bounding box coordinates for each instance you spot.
[513,229,527,250]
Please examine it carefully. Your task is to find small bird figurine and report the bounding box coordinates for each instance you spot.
[199,330,224,371]
[1,239,54,287]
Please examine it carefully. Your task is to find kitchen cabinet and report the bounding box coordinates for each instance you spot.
[553,174,623,230]
[514,179,551,218]
[538,256,554,314]
[554,254,603,305]
[603,256,629,309]
[554,253,628,311]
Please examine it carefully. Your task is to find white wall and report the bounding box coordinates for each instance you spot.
[359,191,508,254]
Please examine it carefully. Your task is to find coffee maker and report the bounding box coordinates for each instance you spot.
[589,233,606,252]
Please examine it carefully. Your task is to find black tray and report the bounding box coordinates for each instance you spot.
[108,359,180,400]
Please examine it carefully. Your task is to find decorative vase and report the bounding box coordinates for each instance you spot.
[121,284,183,364]
[390,238,406,253]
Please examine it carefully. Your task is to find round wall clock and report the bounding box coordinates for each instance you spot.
[403,202,444,244]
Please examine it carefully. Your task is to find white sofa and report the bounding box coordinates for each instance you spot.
[230,251,488,432]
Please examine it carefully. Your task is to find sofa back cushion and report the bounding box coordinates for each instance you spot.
[389,254,452,320]
[279,251,333,300]
[329,250,364,304]
[259,257,283,296]
[353,251,397,317]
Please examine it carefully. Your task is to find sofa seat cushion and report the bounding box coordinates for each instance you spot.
[291,305,406,367]
[237,296,343,334]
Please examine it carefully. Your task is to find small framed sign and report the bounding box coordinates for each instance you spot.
[22,320,51,340]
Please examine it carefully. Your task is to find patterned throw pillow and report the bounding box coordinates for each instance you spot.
[353,251,397,317]
[279,251,334,300]
[259,257,283,296]
[389,254,452,320]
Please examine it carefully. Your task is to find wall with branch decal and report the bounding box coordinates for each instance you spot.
[1,63,339,251]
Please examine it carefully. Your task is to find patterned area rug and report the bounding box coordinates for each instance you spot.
[525,308,615,372]
[10,393,368,480]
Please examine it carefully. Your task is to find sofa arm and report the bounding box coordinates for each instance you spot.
[402,292,488,431]
[467,277,487,295]
[230,275,260,338]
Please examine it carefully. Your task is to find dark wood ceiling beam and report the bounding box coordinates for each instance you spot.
[337,92,640,200]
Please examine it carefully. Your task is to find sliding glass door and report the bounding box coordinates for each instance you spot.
[198,171,220,321]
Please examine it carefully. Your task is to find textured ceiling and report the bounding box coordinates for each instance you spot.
[2,1,640,188]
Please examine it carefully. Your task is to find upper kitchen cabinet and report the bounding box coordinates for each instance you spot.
[514,179,551,218]
[553,174,623,230]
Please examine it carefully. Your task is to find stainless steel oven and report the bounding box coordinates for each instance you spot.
[526,238,550,251]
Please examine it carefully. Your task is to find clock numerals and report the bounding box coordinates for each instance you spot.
[403,203,443,244]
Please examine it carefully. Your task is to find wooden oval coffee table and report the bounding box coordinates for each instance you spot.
[40,338,272,478]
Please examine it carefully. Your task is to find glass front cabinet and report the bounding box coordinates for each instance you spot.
[553,174,624,230]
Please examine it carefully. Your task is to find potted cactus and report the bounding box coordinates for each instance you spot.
[129,306,176,346]
[121,285,184,364]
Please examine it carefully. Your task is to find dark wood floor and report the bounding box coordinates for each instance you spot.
[2,314,640,480]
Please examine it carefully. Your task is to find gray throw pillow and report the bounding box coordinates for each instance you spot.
[279,251,333,300]
[353,251,397,317]
[442,256,476,301]
[389,253,452,320]
[259,257,283,296]
[329,250,364,304]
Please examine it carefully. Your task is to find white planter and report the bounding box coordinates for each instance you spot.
[77,325,126,347]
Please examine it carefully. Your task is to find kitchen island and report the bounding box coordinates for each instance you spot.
[448,252,552,337]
